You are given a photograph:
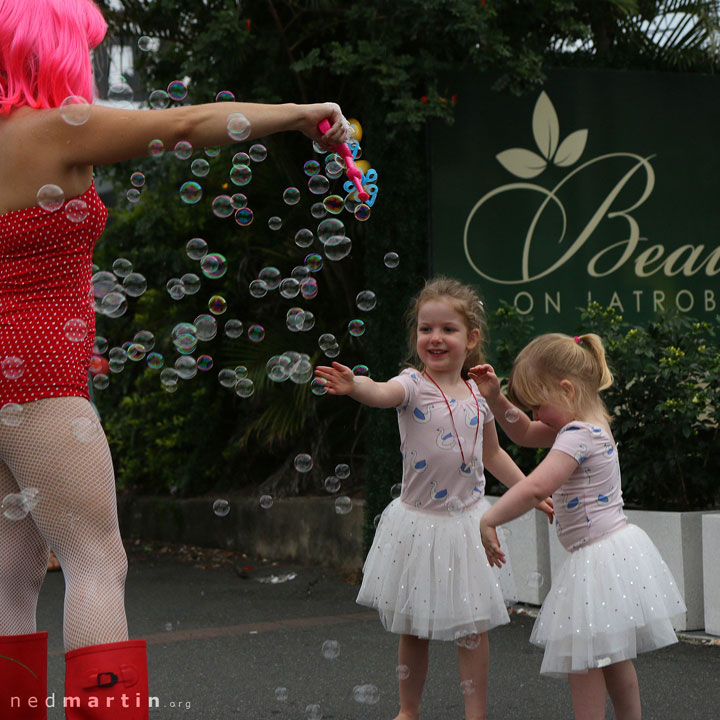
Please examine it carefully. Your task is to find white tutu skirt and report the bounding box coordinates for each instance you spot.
[530,524,686,677]
[356,497,516,641]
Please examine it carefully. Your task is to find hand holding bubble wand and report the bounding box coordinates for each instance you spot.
[317,118,370,201]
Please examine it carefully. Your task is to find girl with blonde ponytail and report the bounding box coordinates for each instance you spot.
[470,333,685,720]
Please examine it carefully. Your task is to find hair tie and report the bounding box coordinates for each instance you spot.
[574,336,583,345]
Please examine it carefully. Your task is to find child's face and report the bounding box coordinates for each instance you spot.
[529,381,577,431]
[416,300,478,376]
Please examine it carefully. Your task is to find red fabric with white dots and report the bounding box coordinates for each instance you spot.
[0,183,107,406]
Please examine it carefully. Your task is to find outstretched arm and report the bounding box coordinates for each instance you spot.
[480,450,575,567]
[481,421,553,523]
[469,364,557,448]
[49,101,349,168]
[314,362,405,409]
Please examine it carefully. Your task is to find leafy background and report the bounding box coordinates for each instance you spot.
[90,1,720,547]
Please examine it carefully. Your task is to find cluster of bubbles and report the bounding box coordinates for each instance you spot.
[211,455,353,517]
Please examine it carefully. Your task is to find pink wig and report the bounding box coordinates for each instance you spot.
[0,0,107,114]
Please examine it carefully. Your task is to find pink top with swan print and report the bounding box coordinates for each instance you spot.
[392,368,494,514]
[551,422,628,552]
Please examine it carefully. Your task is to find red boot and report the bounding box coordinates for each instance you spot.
[0,631,48,719]
[64,640,148,719]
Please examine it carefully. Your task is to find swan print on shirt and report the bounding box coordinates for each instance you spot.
[391,368,495,513]
[551,422,628,552]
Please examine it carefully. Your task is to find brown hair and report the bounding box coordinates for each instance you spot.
[404,276,487,378]
[507,333,614,423]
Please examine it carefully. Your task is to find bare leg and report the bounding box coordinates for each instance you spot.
[603,660,641,720]
[394,634,429,720]
[457,633,489,720]
[568,669,607,720]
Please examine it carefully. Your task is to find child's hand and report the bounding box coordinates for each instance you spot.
[480,517,506,568]
[536,497,554,524]
[468,364,501,402]
[314,362,355,396]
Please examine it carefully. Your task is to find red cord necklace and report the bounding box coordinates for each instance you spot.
[422,371,480,467]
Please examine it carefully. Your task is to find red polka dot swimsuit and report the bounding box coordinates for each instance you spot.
[0,183,108,407]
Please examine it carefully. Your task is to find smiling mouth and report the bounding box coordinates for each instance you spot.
[428,349,446,355]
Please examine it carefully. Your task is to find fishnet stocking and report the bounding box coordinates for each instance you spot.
[0,396,128,651]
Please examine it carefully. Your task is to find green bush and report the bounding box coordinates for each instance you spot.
[578,303,720,511]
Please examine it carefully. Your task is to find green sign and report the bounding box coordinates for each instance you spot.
[430,69,720,330]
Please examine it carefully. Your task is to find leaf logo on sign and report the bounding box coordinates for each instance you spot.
[495,92,588,178]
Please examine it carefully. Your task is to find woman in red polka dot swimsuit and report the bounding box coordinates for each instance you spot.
[0,1,350,716]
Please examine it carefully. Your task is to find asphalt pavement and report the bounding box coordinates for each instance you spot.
[36,544,720,720]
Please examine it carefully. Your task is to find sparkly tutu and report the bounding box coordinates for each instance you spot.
[356,497,516,641]
[530,524,686,677]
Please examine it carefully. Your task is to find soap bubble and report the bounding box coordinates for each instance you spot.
[248,280,268,298]
[527,572,544,589]
[208,295,227,315]
[396,665,410,680]
[324,476,340,494]
[60,95,91,126]
[213,499,230,517]
[200,253,227,279]
[348,319,365,337]
[230,164,252,186]
[259,495,273,510]
[235,378,255,398]
[248,325,265,342]
[37,184,64,212]
[235,208,254,226]
[65,198,89,223]
[323,236,352,261]
[122,273,146,297]
[356,290,376,311]
[308,175,329,195]
[174,141,193,160]
[283,187,300,205]
[268,216,282,231]
[226,113,251,141]
[354,203,371,221]
[167,80,187,101]
[303,160,320,176]
[216,90,235,102]
[180,273,201,295]
[334,496,352,515]
[148,90,170,109]
[248,144,267,162]
[148,139,165,157]
[294,453,313,473]
[64,318,87,342]
[322,195,344,214]
[384,251,399,268]
[335,463,350,480]
[310,378,328,396]
[294,228,314,248]
[505,408,521,423]
[224,319,243,339]
[179,181,202,204]
[206,196,230,219]
[191,158,210,177]
[186,237,207,260]
[321,640,339,660]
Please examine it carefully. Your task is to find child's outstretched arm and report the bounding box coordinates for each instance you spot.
[314,362,405,408]
[480,450,576,567]
[469,364,557,448]
[481,421,554,525]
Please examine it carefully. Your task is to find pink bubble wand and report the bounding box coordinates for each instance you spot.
[317,118,370,202]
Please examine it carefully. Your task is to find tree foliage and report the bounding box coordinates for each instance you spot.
[92,1,720,526]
